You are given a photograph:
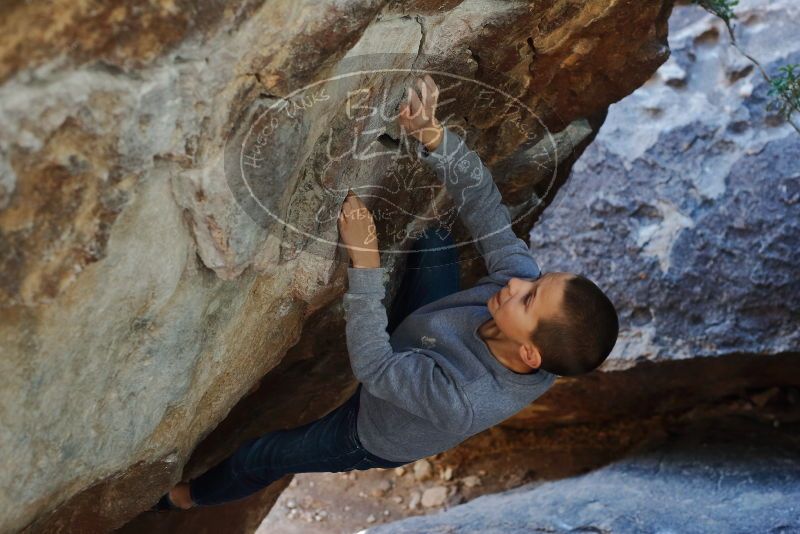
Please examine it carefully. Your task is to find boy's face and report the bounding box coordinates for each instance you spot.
[486,272,574,349]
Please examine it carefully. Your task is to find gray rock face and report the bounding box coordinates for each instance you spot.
[529,0,800,370]
[367,418,800,534]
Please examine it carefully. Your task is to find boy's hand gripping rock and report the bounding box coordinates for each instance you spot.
[399,74,444,152]
[338,189,380,268]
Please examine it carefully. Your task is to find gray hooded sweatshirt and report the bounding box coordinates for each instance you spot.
[343,126,557,463]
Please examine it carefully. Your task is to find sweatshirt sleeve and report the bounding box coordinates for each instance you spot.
[343,266,474,434]
[418,127,541,285]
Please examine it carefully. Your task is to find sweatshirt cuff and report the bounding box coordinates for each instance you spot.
[346,266,386,294]
[417,127,466,165]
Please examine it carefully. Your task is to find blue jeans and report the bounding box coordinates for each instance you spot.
[189,227,461,506]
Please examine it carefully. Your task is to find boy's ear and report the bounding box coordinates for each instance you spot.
[519,343,542,370]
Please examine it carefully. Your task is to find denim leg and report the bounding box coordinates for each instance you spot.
[188,228,459,506]
[190,388,365,506]
[387,226,461,334]
[188,385,407,507]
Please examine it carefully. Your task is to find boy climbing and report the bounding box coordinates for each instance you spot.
[155,74,618,510]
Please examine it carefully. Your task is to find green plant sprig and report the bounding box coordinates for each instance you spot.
[692,0,800,133]
[768,64,800,120]
[694,0,739,24]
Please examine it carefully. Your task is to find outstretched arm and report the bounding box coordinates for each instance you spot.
[338,192,474,434]
[399,75,541,286]
[343,267,473,434]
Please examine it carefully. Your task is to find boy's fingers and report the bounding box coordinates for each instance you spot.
[399,104,412,128]
[418,79,431,118]
[405,86,416,113]
[423,74,438,97]
[407,86,422,116]
[424,75,439,113]
[417,78,430,112]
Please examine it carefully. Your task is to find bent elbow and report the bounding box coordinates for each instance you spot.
[435,406,473,435]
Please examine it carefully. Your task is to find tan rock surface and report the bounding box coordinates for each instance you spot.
[0,0,673,532]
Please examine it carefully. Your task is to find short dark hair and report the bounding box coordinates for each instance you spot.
[530,274,619,377]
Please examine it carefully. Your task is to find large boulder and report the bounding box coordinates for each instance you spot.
[367,415,800,533]
[0,0,673,532]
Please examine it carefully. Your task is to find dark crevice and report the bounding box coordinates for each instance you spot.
[411,15,427,71]
[526,36,537,57]
[377,132,400,149]
[251,72,285,100]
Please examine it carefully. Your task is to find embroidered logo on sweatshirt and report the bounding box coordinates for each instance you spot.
[420,336,437,348]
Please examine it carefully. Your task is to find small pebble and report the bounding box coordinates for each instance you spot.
[366,514,377,523]
[421,486,448,508]
[286,498,297,509]
[413,459,432,481]
[314,510,328,521]
[408,490,422,510]
[461,475,482,488]
[391,495,404,504]
[441,466,453,481]
[344,505,351,512]
[382,509,390,516]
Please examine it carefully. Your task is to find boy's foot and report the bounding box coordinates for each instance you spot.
[150,493,179,512]
[150,483,195,511]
